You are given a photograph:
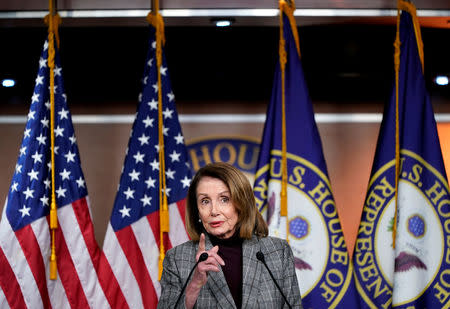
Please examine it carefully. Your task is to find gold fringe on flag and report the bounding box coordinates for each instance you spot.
[279,0,301,58]
[392,3,401,249]
[392,0,424,248]
[44,0,61,280]
[278,0,301,242]
[147,1,169,281]
[398,0,424,72]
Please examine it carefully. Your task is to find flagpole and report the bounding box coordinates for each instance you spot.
[398,0,424,72]
[278,1,288,238]
[392,0,425,248]
[45,0,61,281]
[148,0,169,280]
[278,0,301,243]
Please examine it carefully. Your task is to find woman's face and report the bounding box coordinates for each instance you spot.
[196,176,239,239]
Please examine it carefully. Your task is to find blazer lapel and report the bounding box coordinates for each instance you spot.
[241,235,263,308]
[203,234,236,308]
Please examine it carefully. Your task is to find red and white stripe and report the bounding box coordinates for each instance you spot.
[102,200,189,309]
[0,197,124,309]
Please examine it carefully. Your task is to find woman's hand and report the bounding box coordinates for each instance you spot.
[192,233,225,286]
[185,233,225,308]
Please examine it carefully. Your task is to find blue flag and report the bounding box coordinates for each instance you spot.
[353,2,450,308]
[253,7,359,308]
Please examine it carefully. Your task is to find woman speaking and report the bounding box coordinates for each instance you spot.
[158,162,303,308]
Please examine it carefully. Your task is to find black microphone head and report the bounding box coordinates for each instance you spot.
[256,251,265,262]
[199,252,209,262]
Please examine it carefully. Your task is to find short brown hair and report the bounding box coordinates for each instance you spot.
[185,162,268,241]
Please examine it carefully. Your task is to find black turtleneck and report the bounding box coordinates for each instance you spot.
[209,232,243,309]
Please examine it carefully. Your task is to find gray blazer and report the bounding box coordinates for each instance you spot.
[158,234,303,308]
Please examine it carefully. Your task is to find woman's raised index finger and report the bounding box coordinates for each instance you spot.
[198,233,206,253]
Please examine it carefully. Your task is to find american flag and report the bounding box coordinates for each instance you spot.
[101,26,191,308]
[0,38,119,308]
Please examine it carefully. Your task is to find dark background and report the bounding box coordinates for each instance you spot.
[1,24,449,110]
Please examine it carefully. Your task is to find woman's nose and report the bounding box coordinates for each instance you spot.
[210,201,219,216]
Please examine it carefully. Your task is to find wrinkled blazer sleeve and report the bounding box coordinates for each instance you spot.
[257,237,303,309]
[157,243,197,309]
[158,236,303,309]
[281,240,303,308]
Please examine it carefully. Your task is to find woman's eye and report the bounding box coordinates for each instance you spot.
[200,199,209,205]
[221,197,229,203]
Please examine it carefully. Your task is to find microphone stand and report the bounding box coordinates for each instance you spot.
[256,251,293,309]
[174,252,209,308]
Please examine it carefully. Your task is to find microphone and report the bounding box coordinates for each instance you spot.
[256,251,293,309]
[174,252,209,307]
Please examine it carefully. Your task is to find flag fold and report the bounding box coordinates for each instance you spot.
[253,3,359,308]
[101,25,192,309]
[353,2,450,308]
[0,37,113,308]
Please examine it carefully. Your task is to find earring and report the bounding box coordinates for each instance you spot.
[198,218,201,223]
